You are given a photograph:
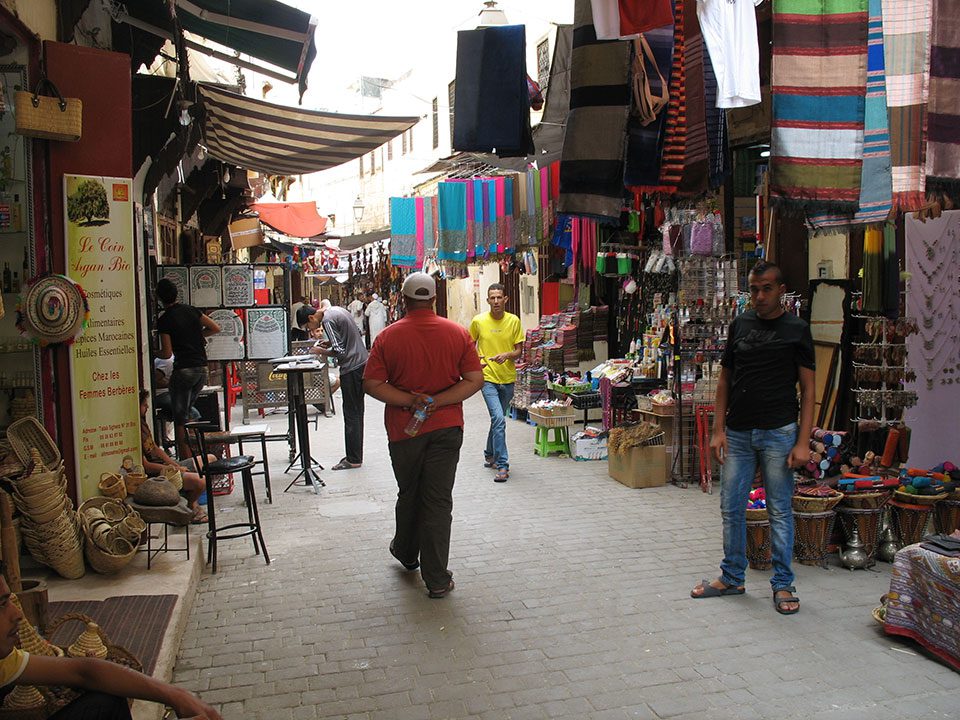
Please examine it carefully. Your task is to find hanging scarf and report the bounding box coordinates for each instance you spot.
[770,0,868,214]
[389,197,417,268]
[882,0,933,211]
[808,0,893,230]
[925,0,960,195]
[437,181,468,263]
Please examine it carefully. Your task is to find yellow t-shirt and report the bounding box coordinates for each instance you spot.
[0,648,28,687]
[469,312,525,384]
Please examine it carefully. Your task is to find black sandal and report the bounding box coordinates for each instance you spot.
[331,458,361,470]
[773,586,800,615]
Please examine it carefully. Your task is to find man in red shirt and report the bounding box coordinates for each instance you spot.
[363,273,484,598]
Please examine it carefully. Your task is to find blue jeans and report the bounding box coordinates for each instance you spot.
[720,423,798,591]
[481,381,514,471]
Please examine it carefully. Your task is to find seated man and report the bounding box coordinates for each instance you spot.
[0,576,221,719]
[140,390,210,524]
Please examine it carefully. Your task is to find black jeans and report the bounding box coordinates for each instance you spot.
[49,692,131,720]
[388,426,463,590]
[339,364,365,464]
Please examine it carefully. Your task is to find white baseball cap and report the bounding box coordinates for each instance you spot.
[401,272,436,299]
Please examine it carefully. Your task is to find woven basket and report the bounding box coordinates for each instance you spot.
[528,410,575,428]
[15,81,83,142]
[892,489,948,506]
[98,472,126,499]
[162,465,184,491]
[6,417,60,469]
[123,473,148,496]
[872,605,886,625]
[792,490,844,513]
[78,496,130,521]
[78,498,141,573]
[840,490,891,510]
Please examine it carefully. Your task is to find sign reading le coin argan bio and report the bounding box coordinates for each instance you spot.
[65,175,142,501]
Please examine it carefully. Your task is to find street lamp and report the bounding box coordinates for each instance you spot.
[477,1,509,28]
[352,194,365,234]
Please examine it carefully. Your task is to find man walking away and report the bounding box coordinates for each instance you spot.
[298,302,368,470]
[363,273,483,598]
[156,278,221,461]
[469,283,525,482]
[691,261,815,615]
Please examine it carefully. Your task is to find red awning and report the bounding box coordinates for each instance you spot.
[251,201,327,238]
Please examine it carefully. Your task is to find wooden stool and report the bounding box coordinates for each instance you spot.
[534,425,570,457]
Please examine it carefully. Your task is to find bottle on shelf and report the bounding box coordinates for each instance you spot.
[2,262,10,293]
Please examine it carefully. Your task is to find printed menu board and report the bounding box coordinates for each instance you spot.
[206,308,245,360]
[246,307,288,359]
[189,265,222,307]
[222,264,255,306]
[159,266,189,304]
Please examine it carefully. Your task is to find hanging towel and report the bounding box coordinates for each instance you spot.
[389,197,417,268]
[471,178,485,258]
[592,0,673,39]
[862,224,884,313]
[624,24,675,188]
[464,179,476,259]
[437,182,468,263]
[658,0,688,192]
[679,0,708,195]
[453,26,534,157]
[881,0,933,211]
[808,0,893,230]
[925,0,960,195]
[418,197,436,268]
[882,221,899,320]
[559,0,633,221]
[770,0,868,214]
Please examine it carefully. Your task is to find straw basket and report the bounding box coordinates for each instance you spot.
[793,509,836,567]
[161,465,183,491]
[77,498,141,574]
[18,513,85,579]
[746,518,772,570]
[528,410,575,428]
[792,490,844,513]
[889,499,934,546]
[6,417,61,468]
[836,506,883,565]
[933,499,960,535]
[123,472,148,496]
[97,472,126,499]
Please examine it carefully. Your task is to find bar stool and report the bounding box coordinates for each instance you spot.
[186,422,270,573]
[200,424,273,504]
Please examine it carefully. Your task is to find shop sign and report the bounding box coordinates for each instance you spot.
[65,175,141,500]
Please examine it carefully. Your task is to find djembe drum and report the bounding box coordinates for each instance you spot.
[836,506,884,566]
[746,514,772,570]
[889,499,934,546]
[933,498,960,535]
[793,510,836,567]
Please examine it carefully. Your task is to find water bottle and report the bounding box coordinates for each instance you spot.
[404,396,433,436]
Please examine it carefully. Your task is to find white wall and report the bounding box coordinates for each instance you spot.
[3,0,56,40]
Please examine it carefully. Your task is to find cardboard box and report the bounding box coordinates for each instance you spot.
[608,445,667,489]
[574,436,607,461]
[228,217,264,250]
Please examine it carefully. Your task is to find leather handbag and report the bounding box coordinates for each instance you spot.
[631,35,668,127]
[15,77,82,142]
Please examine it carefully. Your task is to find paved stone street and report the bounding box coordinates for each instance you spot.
[173,395,959,720]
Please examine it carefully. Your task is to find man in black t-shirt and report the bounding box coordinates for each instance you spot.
[691,262,815,616]
[155,279,221,459]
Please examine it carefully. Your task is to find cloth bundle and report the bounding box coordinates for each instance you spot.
[559,0,633,220]
[591,0,674,38]
[453,25,534,157]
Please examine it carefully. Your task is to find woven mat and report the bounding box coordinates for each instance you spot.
[46,595,177,675]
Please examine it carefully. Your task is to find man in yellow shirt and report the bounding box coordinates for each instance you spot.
[469,284,525,482]
[0,577,220,718]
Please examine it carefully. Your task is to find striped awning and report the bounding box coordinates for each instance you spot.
[198,84,419,176]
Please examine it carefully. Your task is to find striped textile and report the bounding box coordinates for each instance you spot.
[808,0,893,229]
[558,0,632,220]
[925,0,960,194]
[659,0,688,191]
[881,0,933,210]
[769,0,868,214]
[389,197,417,268]
[197,84,417,176]
[679,0,708,195]
[437,182,468,263]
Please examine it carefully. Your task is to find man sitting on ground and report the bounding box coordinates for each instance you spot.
[0,576,221,719]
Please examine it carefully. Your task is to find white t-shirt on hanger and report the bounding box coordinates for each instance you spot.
[697,0,764,109]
